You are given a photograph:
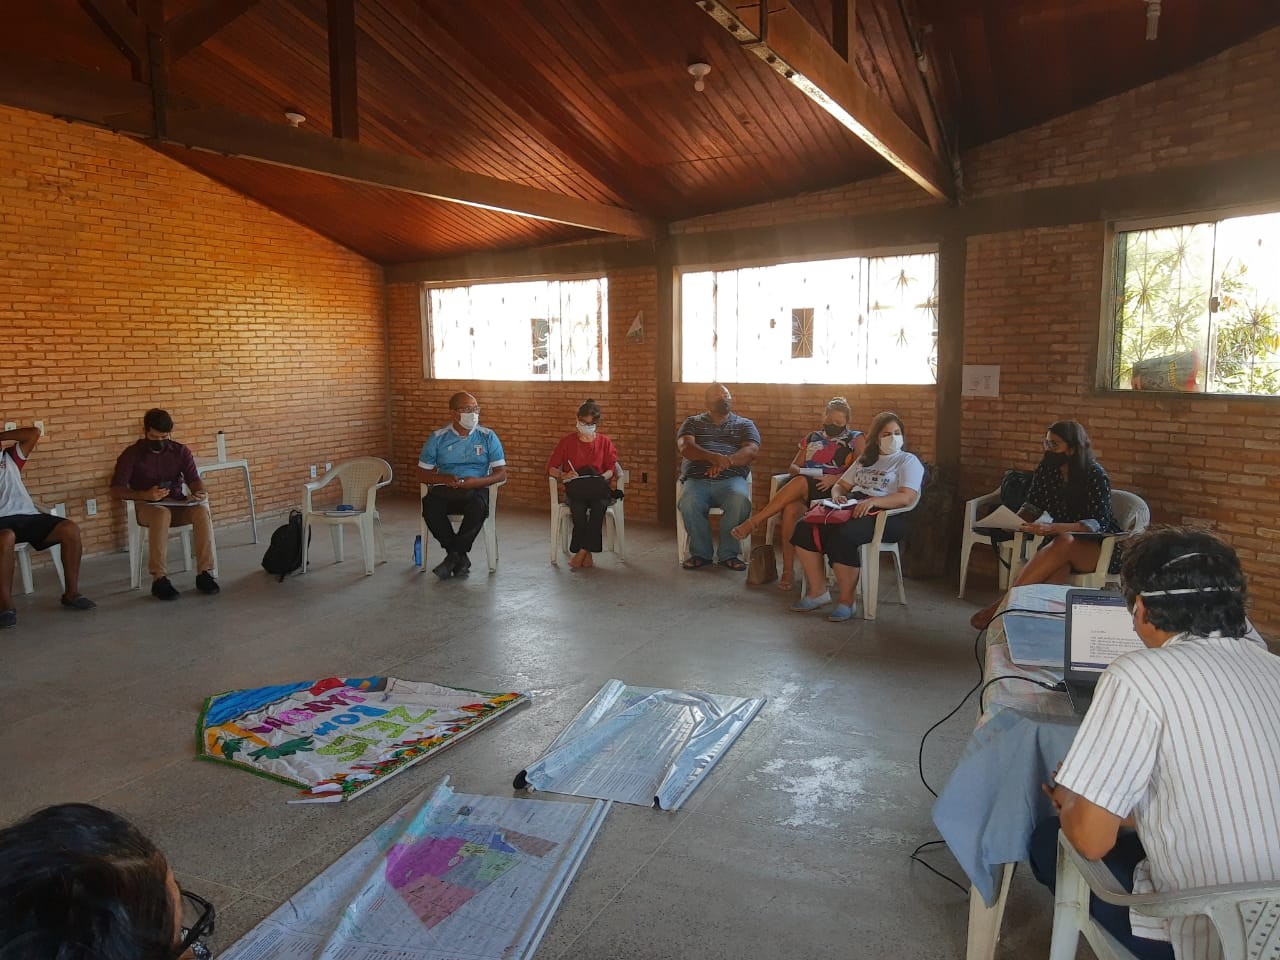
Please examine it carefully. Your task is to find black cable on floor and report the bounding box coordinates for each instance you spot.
[909,839,969,895]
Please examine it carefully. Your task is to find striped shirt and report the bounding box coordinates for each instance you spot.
[1057,633,1280,959]
[677,412,761,480]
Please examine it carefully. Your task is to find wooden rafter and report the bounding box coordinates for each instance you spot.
[864,0,946,160]
[696,0,954,203]
[166,0,261,61]
[77,0,146,66]
[832,0,856,62]
[0,53,658,238]
[327,0,359,141]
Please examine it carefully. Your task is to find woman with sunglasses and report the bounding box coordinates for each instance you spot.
[969,419,1122,630]
[546,399,620,569]
[0,803,215,960]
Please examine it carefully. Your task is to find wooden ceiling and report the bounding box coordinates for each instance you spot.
[1,1,1277,265]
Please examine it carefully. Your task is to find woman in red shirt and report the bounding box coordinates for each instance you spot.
[546,399,620,569]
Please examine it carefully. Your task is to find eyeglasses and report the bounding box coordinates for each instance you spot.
[454,405,481,414]
[177,890,216,960]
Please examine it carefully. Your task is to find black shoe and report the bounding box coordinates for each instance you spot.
[195,571,220,595]
[451,552,471,577]
[432,556,455,580]
[151,577,180,601]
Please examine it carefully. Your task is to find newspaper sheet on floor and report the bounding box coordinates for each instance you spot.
[220,778,608,960]
[197,677,528,802]
[515,679,766,810]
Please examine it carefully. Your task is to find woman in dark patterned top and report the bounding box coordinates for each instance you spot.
[970,420,1122,629]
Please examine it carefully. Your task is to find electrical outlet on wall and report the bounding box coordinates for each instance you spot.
[309,465,318,479]
[33,421,44,436]
[325,462,332,471]
[86,498,98,517]
[3,422,15,432]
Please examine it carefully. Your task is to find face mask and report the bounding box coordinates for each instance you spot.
[577,423,597,438]
[458,412,479,431]
[822,422,845,438]
[711,399,731,416]
[148,439,168,453]
[1043,451,1069,469]
[880,433,904,453]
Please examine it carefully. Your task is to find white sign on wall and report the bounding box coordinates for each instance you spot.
[962,364,1001,397]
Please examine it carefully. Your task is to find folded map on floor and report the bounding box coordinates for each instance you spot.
[220,778,608,960]
[198,676,528,802]
[515,679,765,809]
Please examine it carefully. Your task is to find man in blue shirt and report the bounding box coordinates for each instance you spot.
[677,383,761,571]
[416,391,507,579]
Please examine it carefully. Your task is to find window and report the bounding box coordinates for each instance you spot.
[423,277,608,381]
[1108,210,1280,396]
[680,252,937,384]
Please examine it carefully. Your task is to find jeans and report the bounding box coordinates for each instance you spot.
[678,476,751,563]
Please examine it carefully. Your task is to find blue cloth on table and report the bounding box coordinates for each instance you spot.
[932,707,1080,905]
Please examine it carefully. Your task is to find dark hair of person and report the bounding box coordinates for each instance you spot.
[0,804,177,960]
[825,397,852,420]
[859,411,904,466]
[577,399,602,421]
[142,409,173,434]
[1120,526,1249,638]
[448,392,474,411]
[1046,419,1095,480]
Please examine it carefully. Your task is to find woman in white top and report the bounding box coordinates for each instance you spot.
[788,411,923,622]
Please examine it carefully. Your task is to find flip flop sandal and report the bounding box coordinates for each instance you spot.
[682,556,712,570]
[60,595,97,611]
[720,557,747,571]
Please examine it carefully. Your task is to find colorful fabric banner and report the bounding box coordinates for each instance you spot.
[198,676,528,802]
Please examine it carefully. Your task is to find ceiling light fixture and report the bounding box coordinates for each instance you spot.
[283,110,307,128]
[1144,0,1161,40]
[688,61,711,93]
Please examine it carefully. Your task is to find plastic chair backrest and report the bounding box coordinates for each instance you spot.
[1112,490,1150,534]
[334,457,393,506]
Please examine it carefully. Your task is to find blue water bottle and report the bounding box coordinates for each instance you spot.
[413,535,422,566]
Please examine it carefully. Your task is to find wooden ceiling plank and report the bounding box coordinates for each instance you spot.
[695,0,953,201]
[77,0,146,67]
[326,0,358,140]
[832,0,856,60]
[0,51,658,238]
[167,0,261,61]
[866,0,944,157]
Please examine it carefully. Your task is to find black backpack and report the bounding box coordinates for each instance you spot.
[261,510,306,581]
[1000,469,1035,511]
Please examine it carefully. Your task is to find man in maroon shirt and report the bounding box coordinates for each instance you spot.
[110,409,218,601]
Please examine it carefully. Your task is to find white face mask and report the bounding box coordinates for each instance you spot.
[880,432,904,453]
[458,411,479,431]
[577,422,597,437]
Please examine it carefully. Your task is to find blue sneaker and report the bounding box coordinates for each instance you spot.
[827,603,855,622]
[789,592,831,613]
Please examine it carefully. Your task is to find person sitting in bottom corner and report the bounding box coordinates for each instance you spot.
[676,383,761,572]
[416,391,507,580]
[110,408,218,601]
[547,399,620,570]
[1030,526,1280,960]
[0,423,95,627]
[788,411,921,623]
[0,802,217,960]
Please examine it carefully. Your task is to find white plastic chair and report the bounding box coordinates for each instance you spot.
[1009,490,1151,588]
[763,472,792,547]
[1050,830,1280,960]
[958,488,1013,599]
[125,494,215,589]
[419,478,504,575]
[15,502,67,595]
[549,470,628,564]
[302,457,392,576]
[675,472,752,563]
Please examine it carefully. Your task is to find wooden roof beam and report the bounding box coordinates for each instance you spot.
[0,53,659,239]
[77,0,146,70]
[167,0,261,61]
[326,0,359,141]
[696,0,954,203]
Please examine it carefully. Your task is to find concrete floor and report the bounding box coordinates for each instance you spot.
[1,495,1058,960]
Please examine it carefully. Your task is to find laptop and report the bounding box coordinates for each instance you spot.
[1062,589,1146,715]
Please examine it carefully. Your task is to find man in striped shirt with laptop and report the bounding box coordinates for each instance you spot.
[1032,526,1280,959]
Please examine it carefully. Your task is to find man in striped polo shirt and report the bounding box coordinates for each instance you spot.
[1031,527,1280,960]
[676,383,760,571]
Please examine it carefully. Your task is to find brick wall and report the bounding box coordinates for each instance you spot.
[387,268,662,522]
[0,105,388,561]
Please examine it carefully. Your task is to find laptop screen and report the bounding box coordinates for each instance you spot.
[1066,590,1145,677]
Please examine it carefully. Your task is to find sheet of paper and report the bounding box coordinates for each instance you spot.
[796,467,823,478]
[152,498,205,508]
[973,505,1026,531]
[220,779,608,960]
[517,680,764,810]
[1004,613,1066,669]
[1007,583,1073,619]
